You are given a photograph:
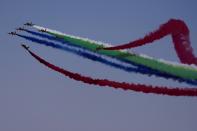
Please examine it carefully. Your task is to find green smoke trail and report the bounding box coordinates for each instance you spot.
[32,25,197,82]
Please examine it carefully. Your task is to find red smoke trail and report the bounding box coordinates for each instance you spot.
[22,45,197,96]
[104,19,197,65]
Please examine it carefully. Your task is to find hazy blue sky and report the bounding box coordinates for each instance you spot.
[0,0,197,131]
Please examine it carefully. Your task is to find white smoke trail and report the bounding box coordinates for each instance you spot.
[32,25,197,71]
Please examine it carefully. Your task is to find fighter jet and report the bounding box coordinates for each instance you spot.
[24,22,34,26]
[21,44,29,50]
[8,32,17,35]
[39,29,46,32]
[16,27,25,31]
[95,45,104,51]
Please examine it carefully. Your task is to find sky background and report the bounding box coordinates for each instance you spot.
[0,0,197,130]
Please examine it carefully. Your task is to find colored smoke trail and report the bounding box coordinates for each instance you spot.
[17,33,197,85]
[23,29,92,50]
[22,46,197,96]
[24,29,57,41]
[104,19,197,65]
[15,34,151,77]
[32,25,197,82]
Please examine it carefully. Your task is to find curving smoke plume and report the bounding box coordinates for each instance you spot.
[104,19,197,65]
[22,45,197,97]
[16,33,197,85]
